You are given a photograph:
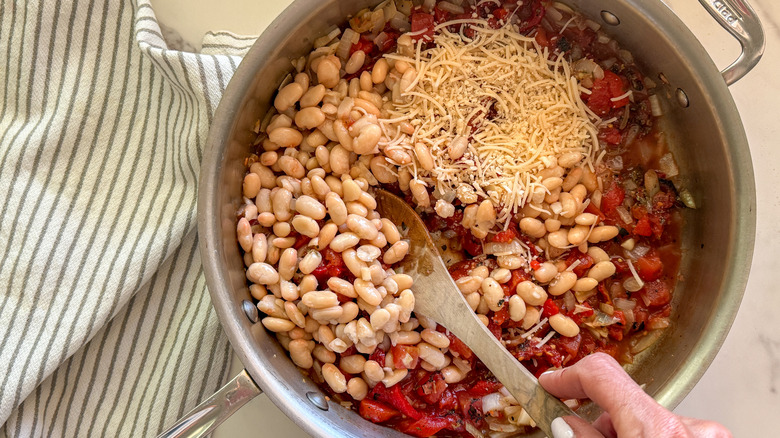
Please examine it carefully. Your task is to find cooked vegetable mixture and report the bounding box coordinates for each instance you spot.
[236,0,685,436]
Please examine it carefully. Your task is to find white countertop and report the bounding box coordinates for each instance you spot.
[152,1,780,436]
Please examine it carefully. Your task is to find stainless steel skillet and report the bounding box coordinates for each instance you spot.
[161,0,762,436]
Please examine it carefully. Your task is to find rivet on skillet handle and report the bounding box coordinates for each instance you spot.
[242,299,259,323]
[697,0,765,85]
[157,369,262,438]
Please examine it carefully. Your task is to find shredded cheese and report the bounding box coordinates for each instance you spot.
[380,19,602,224]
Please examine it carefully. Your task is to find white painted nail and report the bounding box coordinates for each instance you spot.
[551,417,574,438]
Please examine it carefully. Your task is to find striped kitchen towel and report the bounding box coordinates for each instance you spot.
[0,0,257,436]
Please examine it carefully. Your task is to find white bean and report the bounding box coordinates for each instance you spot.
[515,281,547,306]
[322,363,347,393]
[549,313,580,337]
[246,263,279,285]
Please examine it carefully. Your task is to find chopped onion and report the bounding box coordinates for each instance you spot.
[644,169,660,197]
[658,152,679,178]
[314,27,341,49]
[486,418,521,433]
[630,329,663,353]
[370,9,386,34]
[591,311,620,326]
[553,1,575,14]
[382,2,397,26]
[618,49,634,64]
[585,19,601,31]
[647,317,671,330]
[563,291,576,312]
[545,5,564,23]
[680,189,697,209]
[373,32,389,51]
[573,58,599,75]
[438,1,465,14]
[624,124,640,145]
[615,205,633,224]
[648,94,663,116]
[484,239,523,256]
[622,277,643,293]
[482,393,508,415]
[614,298,637,311]
[597,34,611,44]
[396,0,413,15]
[336,28,359,60]
[422,0,436,12]
[623,308,635,326]
[625,243,650,260]
[465,422,485,438]
[600,302,614,315]
[389,11,411,32]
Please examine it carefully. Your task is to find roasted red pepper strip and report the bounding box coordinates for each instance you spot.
[359,399,399,423]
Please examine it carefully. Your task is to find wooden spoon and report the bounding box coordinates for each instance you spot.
[375,189,577,437]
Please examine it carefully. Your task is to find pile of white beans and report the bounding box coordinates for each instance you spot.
[237,8,623,422]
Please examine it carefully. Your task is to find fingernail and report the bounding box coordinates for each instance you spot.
[540,369,557,378]
[551,417,574,438]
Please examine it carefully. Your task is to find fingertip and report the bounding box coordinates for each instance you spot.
[551,417,574,438]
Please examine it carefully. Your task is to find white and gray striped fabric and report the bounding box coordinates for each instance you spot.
[0,1,256,436]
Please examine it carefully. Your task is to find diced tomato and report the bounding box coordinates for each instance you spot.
[491,307,510,326]
[467,380,502,397]
[640,279,672,307]
[359,399,399,423]
[595,342,620,359]
[542,298,560,318]
[446,332,473,360]
[489,229,517,243]
[568,302,593,325]
[411,13,435,42]
[369,347,386,365]
[493,7,510,21]
[553,333,582,357]
[633,216,653,237]
[585,75,613,116]
[433,5,451,24]
[391,345,420,370]
[516,0,545,32]
[600,181,625,217]
[586,70,628,115]
[530,259,541,270]
[535,27,552,49]
[416,372,447,404]
[400,415,454,437]
[310,248,347,284]
[585,202,606,222]
[604,70,629,108]
[456,391,484,426]
[599,125,622,145]
[635,251,664,281]
[565,249,594,277]
[438,389,458,411]
[504,268,529,295]
[461,233,484,257]
[448,259,479,281]
[350,37,374,57]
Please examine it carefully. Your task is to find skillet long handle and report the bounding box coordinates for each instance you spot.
[414,253,576,438]
[157,369,262,438]
[697,0,764,85]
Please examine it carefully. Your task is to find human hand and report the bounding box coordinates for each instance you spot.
[538,352,732,438]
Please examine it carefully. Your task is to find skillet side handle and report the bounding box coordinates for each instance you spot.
[697,0,765,85]
[156,369,262,438]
